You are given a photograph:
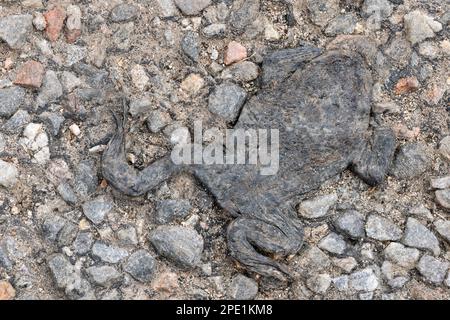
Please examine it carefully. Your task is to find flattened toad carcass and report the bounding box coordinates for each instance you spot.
[102,45,396,281]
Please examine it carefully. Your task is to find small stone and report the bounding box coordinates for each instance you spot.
[33,12,47,31]
[384,242,420,270]
[384,35,412,67]
[69,124,81,137]
[404,10,443,45]
[74,160,98,197]
[362,0,393,30]
[221,61,259,82]
[394,77,419,95]
[418,42,439,59]
[381,261,409,288]
[37,70,63,107]
[349,268,379,292]
[47,254,77,289]
[318,232,347,255]
[208,83,247,122]
[117,226,138,246]
[325,14,357,36]
[305,0,339,27]
[264,23,280,41]
[124,250,156,283]
[391,143,431,179]
[431,176,450,190]
[19,123,50,164]
[306,274,332,294]
[332,275,349,292]
[44,6,66,42]
[202,23,226,38]
[417,255,449,284]
[332,257,358,273]
[156,0,178,18]
[0,86,25,118]
[149,226,204,269]
[65,5,82,43]
[39,112,64,136]
[333,210,365,239]
[0,281,16,300]
[434,220,450,243]
[224,41,247,66]
[228,274,258,300]
[82,196,113,225]
[92,242,128,264]
[22,0,43,9]
[181,31,200,63]
[426,83,446,106]
[110,4,139,22]
[61,71,82,93]
[155,199,192,224]
[435,189,450,210]
[180,74,204,95]
[39,216,61,241]
[298,194,338,220]
[0,14,33,49]
[72,232,94,255]
[147,110,172,133]
[229,0,260,32]
[366,214,402,241]
[403,217,440,256]
[57,182,78,205]
[409,204,433,221]
[174,0,211,16]
[0,160,18,189]
[86,266,122,287]
[297,246,331,276]
[439,136,450,161]
[130,65,149,91]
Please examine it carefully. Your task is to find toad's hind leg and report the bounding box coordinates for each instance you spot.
[351,127,397,186]
[227,210,303,281]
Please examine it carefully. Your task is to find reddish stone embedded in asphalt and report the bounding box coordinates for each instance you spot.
[0,281,15,300]
[394,77,419,95]
[65,5,82,43]
[66,29,81,43]
[44,6,66,42]
[13,60,45,88]
[224,41,247,66]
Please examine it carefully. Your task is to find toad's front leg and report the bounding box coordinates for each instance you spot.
[102,111,179,197]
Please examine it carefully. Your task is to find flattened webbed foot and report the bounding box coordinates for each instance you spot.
[352,127,397,186]
[227,213,304,282]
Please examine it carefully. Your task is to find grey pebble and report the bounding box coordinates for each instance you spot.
[228,274,258,300]
[110,4,139,22]
[92,242,129,264]
[208,83,247,122]
[402,218,440,256]
[0,86,25,118]
[149,226,204,269]
[333,210,366,239]
[86,265,122,287]
[124,250,156,282]
[155,199,192,224]
[82,196,113,225]
[366,214,402,241]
